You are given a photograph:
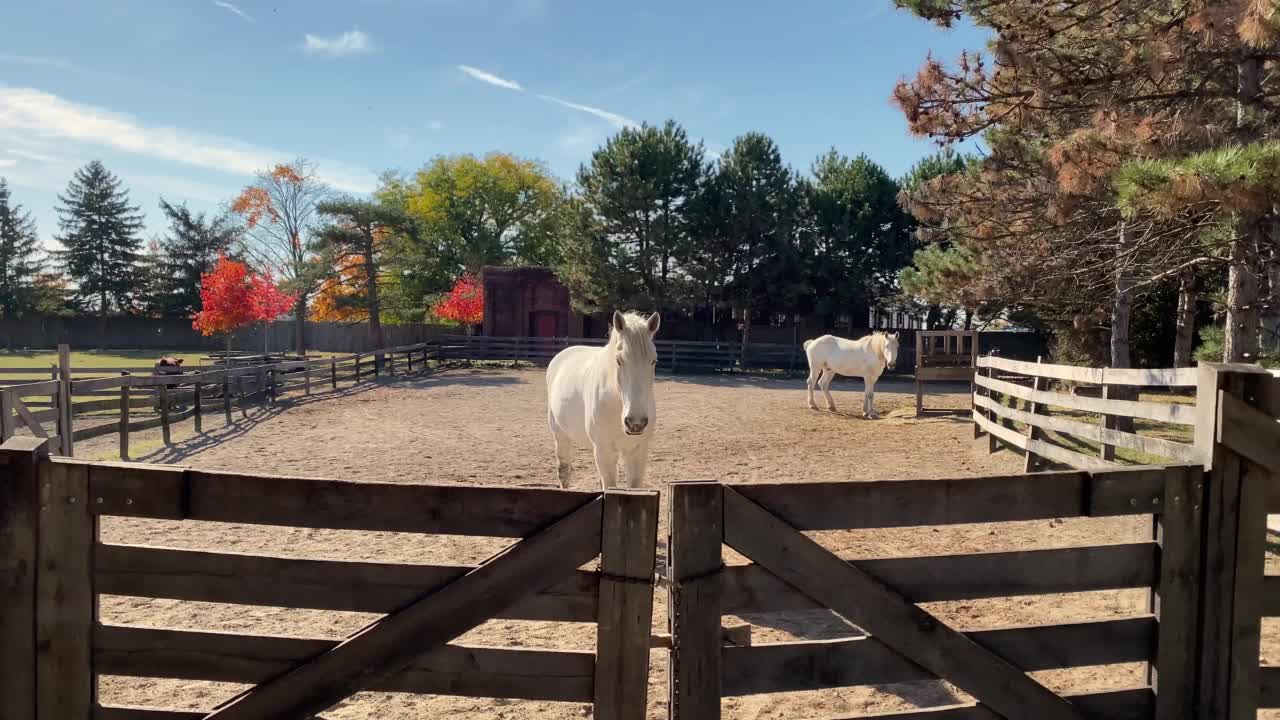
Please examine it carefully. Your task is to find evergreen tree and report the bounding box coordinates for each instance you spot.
[0,179,43,318]
[571,120,707,311]
[53,161,144,318]
[143,200,239,317]
[314,197,412,349]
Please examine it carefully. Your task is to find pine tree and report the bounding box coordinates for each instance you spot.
[145,200,239,317]
[54,161,144,319]
[314,197,411,349]
[0,179,43,318]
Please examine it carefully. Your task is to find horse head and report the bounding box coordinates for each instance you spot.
[882,332,900,370]
[610,310,661,436]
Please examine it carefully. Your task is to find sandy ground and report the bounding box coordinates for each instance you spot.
[80,368,1279,719]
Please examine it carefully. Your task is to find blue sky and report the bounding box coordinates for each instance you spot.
[0,0,989,249]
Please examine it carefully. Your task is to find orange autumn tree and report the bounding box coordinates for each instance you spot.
[310,259,366,322]
[193,257,297,351]
[431,273,484,331]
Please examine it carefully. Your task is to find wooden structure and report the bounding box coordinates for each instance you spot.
[480,266,589,338]
[974,355,1204,471]
[0,343,438,460]
[914,330,978,416]
[0,449,659,720]
[668,363,1279,719]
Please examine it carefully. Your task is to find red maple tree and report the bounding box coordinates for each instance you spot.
[431,273,484,329]
[193,257,297,350]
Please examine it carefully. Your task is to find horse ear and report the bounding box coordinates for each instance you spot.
[612,310,626,333]
[647,312,661,335]
[891,331,900,339]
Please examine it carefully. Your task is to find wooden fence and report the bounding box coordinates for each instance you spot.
[973,355,1209,472]
[0,448,659,719]
[668,364,1279,719]
[0,343,438,460]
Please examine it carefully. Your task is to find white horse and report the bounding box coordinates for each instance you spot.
[547,311,661,489]
[804,332,900,418]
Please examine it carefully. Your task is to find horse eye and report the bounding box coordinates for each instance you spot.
[616,357,623,366]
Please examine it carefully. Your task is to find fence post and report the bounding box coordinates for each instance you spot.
[331,361,338,390]
[304,365,311,396]
[159,381,171,445]
[1022,357,1047,472]
[1101,385,1118,461]
[193,380,203,434]
[36,457,95,720]
[222,373,232,424]
[668,482,723,720]
[119,381,130,461]
[0,437,49,720]
[57,344,73,458]
[388,350,395,377]
[1192,362,1274,720]
[594,490,660,720]
[355,354,362,383]
[1,389,13,442]
[1152,465,1206,720]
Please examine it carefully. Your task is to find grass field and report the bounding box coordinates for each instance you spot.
[0,350,210,371]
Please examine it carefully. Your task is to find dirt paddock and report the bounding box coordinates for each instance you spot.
[82,367,1279,719]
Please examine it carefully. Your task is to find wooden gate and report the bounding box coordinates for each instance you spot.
[0,447,659,720]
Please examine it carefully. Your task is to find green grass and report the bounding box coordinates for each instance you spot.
[0,350,210,372]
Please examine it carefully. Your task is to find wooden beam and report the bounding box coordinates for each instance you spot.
[594,490,660,720]
[1152,465,1206,720]
[203,496,603,720]
[57,344,74,457]
[721,487,1087,720]
[976,372,1196,425]
[36,460,96,720]
[668,482,723,720]
[13,397,50,439]
[0,437,49,720]
[94,543,600,621]
[1216,389,1280,473]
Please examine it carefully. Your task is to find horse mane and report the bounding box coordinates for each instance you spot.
[607,312,653,351]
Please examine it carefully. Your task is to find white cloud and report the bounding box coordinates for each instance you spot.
[213,1,254,23]
[0,158,16,169]
[303,30,374,58]
[0,86,376,193]
[5,148,56,163]
[0,53,110,79]
[457,65,524,91]
[538,94,637,129]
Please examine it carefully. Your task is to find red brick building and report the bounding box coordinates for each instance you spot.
[479,266,592,338]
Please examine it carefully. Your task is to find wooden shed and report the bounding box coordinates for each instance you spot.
[479,266,590,338]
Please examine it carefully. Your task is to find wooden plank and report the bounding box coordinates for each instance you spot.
[1087,466,1171,516]
[72,376,130,393]
[12,397,51,438]
[203,496,603,720]
[721,616,1155,695]
[975,394,1200,463]
[1152,465,1206,720]
[94,624,596,702]
[668,482,723,720]
[979,356,1199,386]
[721,487,1087,720]
[1027,431,1125,471]
[1217,390,1280,473]
[976,372,1196,425]
[729,471,1102,531]
[36,460,96,720]
[88,464,601,537]
[720,543,1158,613]
[1262,665,1279,708]
[1,390,14,441]
[971,409,1029,451]
[94,543,600,621]
[0,437,49,720]
[5,380,62,395]
[594,490,660,720]
[119,384,130,461]
[1265,575,1280,617]
[57,344,74,457]
[808,687,1154,720]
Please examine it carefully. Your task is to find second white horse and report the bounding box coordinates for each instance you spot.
[803,332,900,418]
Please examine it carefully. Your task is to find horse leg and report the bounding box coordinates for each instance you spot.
[622,441,651,489]
[820,369,837,411]
[550,417,573,488]
[865,377,879,419]
[806,366,821,409]
[590,439,620,490]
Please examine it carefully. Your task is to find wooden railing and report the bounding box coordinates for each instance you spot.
[0,343,440,459]
[974,355,1203,471]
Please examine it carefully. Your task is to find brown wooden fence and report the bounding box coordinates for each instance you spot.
[0,449,659,720]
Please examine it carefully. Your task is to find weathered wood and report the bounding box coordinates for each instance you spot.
[1265,575,1280,616]
[668,482,723,720]
[1152,465,1206,720]
[975,393,1200,463]
[331,361,338,390]
[36,460,95,720]
[94,624,596,703]
[71,376,130,393]
[979,355,1198,386]
[1023,357,1047,471]
[728,468,1164,532]
[58,343,74,457]
[222,374,232,424]
[202,496,603,720]
[1,390,14,441]
[89,464,603,537]
[1262,665,1279,707]
[722,487,1087,720]
[158,383,171,445]
[1216,389,1280,472]
[119,383,130,461]
[976,372,1196,425]
[594,490,660,720]
[720,542,1158,613]
[721,616,1155,695]
[807,687,1155,720]
[94,543,601,621]
[192,382,202,433]
[12,397,51,439]
[0,437,48,720]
